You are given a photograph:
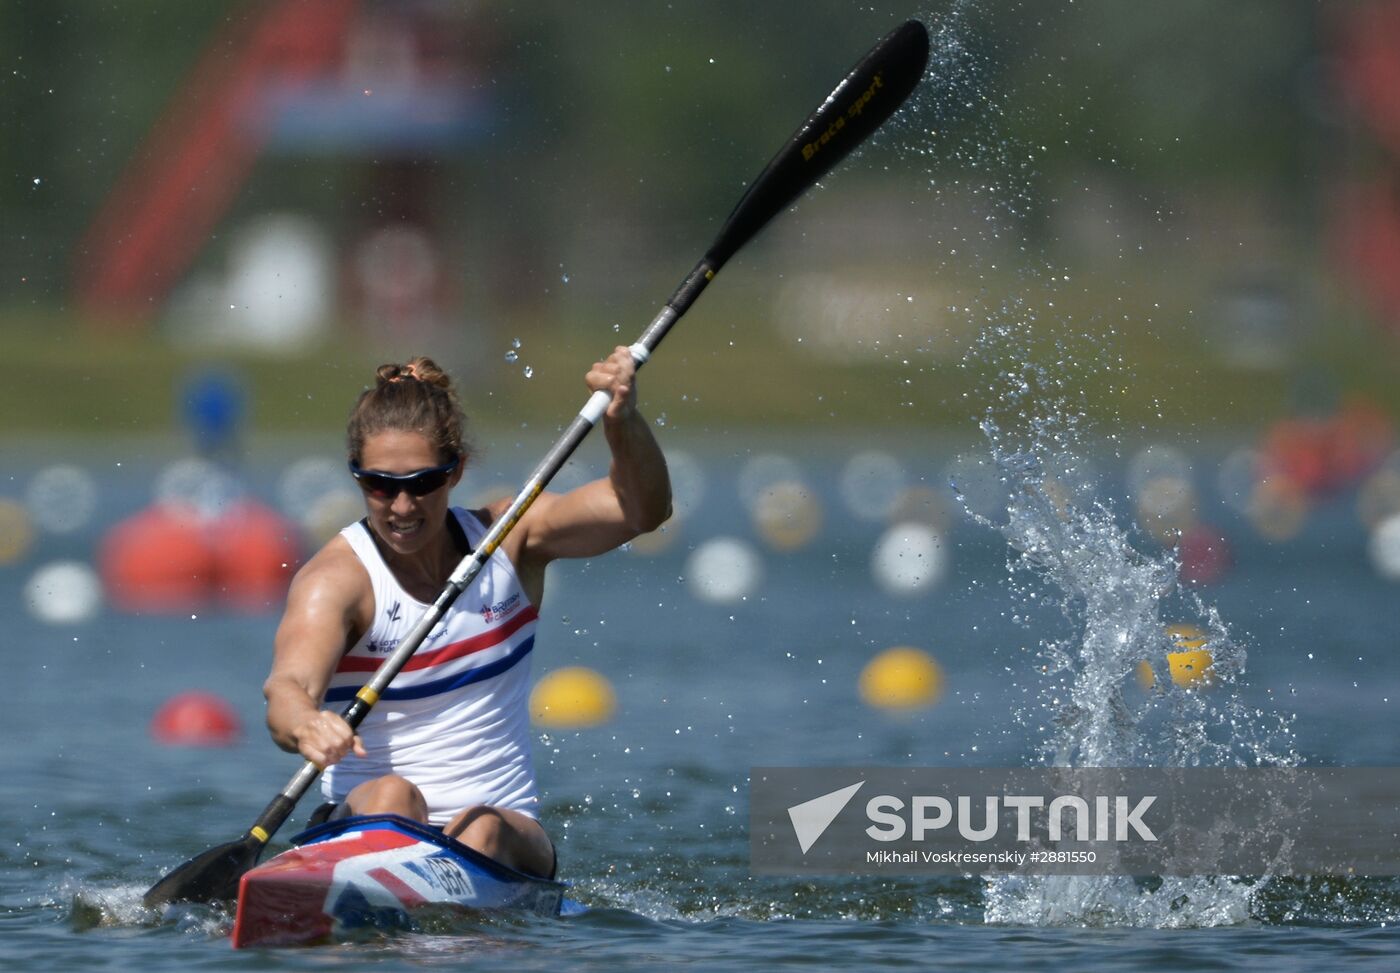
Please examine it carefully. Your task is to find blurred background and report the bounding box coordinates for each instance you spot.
[4,0,1400,657]
[4,0,1400,435]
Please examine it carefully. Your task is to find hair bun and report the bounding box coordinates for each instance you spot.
[404,356,451,390]
[375,356,451,390]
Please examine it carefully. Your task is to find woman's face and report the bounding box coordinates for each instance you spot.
[355,429,463,558]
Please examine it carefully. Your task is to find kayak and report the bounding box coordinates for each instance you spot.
[231,813,572,948]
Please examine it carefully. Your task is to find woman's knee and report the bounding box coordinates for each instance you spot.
[346,774,428,819]
[446,805,553,877]
[449,805,506,845]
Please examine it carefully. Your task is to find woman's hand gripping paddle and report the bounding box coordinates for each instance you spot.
[143,18,930,909]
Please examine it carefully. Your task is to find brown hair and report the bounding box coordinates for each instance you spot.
[346,356,470,464]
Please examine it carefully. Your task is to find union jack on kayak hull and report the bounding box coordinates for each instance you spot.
[231,813,570,948]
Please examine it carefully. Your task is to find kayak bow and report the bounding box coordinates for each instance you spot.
[230,814,572,948]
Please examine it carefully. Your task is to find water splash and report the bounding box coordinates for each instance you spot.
[65,880,230,938]
[965,415,1295,772]
[965,412,1297,924]
[907,0,1299,926]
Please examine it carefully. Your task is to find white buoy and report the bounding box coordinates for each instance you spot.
[1217,447,1261,516]
[685,536,763,604]
[1134,474,1198,544]
[24,560,103,624]
[871,522,947,595]
[154,457,240,520]
[839,450,908,522]
[26,465,98,534]
[277,455,348,517]
[1126,443,1193,498]
[225,214,333,348]
[1369,513,1400,581]
[1357,466,1400,530]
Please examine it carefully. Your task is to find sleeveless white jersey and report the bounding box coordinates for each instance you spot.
[321,508,540,824]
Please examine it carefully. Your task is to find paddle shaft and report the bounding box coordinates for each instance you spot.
[150,19,930,901]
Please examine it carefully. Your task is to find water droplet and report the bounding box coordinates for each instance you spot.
[505,350,519,363]
[655,413,667,427]
[523,365,534,379]
[31,177,41,186]
[512,338,522,349]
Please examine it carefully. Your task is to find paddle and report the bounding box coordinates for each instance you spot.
[143,17,930,909]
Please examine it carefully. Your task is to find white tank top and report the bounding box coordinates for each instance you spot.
[321,508,540,824]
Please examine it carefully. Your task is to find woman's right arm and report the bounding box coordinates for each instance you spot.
[263,545,369,767]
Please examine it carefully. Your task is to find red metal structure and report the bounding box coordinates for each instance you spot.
[74,0,360,321]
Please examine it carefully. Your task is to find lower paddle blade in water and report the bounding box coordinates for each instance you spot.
[143,834,262,908]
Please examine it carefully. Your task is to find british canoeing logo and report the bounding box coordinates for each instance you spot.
[481,592,522,623]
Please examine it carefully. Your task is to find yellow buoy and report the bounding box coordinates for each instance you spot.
[0,499,35,565]
[530,666,617,728]
[1167,648,1215,688]
[1137,625,1217,689]
[859,646,944,710]
[752,480,823,551]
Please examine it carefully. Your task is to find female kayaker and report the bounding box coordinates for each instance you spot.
[262,350,670,879]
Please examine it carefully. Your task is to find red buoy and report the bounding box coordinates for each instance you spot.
[1179,523,1233,587]
[151,691,242,747]
[208,501,300,613]
[98,505,215,613]
[98,500,301,615]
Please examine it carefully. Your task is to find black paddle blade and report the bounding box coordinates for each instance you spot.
[143,833,262,908]
[705,19,931,269]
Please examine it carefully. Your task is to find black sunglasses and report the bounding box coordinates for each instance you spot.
[348,457,459,499]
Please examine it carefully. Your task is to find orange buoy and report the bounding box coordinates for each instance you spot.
[151,691,242,746]
[98,504,216,613]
